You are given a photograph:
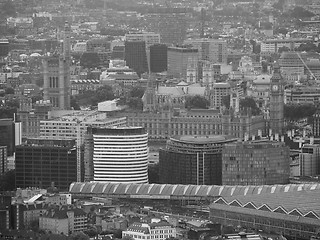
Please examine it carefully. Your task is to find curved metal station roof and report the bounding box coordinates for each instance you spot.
[69,182,320,199]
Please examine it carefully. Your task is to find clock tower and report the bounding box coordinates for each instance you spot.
[269,63,284,135]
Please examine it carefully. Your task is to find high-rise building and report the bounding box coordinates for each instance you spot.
[269,63,284,134]
[150,44,167,73]
[0,39,9,57]
[43,22,71,110]
[159,135,238,185]
[15,138,79,191]
[86,127,149,183]
[184,38,227,64]
[0,146,7,174]
[167,46,198,78]
[0,195,11,230]
[0,118,21,156]
[312,109,320,137]
[125,41,149,76]
[299,144,320,177]
[210,83,231,110]
[222,139,290,185]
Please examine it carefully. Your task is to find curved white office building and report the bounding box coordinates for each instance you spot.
[92,127,148,183]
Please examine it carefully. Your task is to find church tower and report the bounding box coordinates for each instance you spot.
[269,63,284,135]
[43,22,71,110]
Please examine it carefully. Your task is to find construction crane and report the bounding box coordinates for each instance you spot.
[296,52,318,84]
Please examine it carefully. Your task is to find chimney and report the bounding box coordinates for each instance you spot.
[269,129,272,136]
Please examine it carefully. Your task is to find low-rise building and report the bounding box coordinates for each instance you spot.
[39,205,87,235]
[122,221,176,240]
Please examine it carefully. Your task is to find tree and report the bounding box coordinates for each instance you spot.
[291,6,315,18]
[284,103,316,121]
[221,95,230,109]
[71,96,80,110]
[185,95,209,109]
[127,97,143,111]
[129,86,145,98]
[69,231,90,240]
[278,46,290,53]
[80,52,101,69]
[239,97,261,115]
[76,85,115,106]
[5,87,14,95]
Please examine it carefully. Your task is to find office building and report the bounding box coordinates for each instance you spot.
[39,205,87,235]
[222,139,290,185]
[15,139,78,191]
[43,22,71,110]
[11,203,48,230]
[312,109,320,137]
[0,118,21,156]
[184,38,227,64]
[0,146,7,174]
[0,39,9,57]
[284,86,320,104]
[210,83,231,110]
[260,38,312,53]
[167,46,198,78]
[150,44,167,73]
[18,97,52,139]
[87,127,148,183]
[39,110,127,144]
[269,64,284,135]
[299,144,320,177]
[125,41,149,76]
[125,32,160,49]
[0,195,11,230]
[159,135,238,185]
[122,221,176,240]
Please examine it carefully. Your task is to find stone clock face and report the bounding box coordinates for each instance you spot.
[272,85,278,91]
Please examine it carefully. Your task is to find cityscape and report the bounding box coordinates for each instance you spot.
[1,0,320,239]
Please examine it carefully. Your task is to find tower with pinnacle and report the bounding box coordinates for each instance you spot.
[43,22,71,110]
[269,63,284,135]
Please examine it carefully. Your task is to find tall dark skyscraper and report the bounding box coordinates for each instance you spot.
[125,41,149,76]
[269,63,284,134]
[15,139,78,191]
[150,44,167,73]
[43,22,71,110]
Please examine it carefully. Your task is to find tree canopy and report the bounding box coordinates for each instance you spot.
[291,6,315,18]
[239,97,261,115]
[80,52,101,69]
[284,103,316,121]
[185,95,209,109]
[75,85,115,107]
